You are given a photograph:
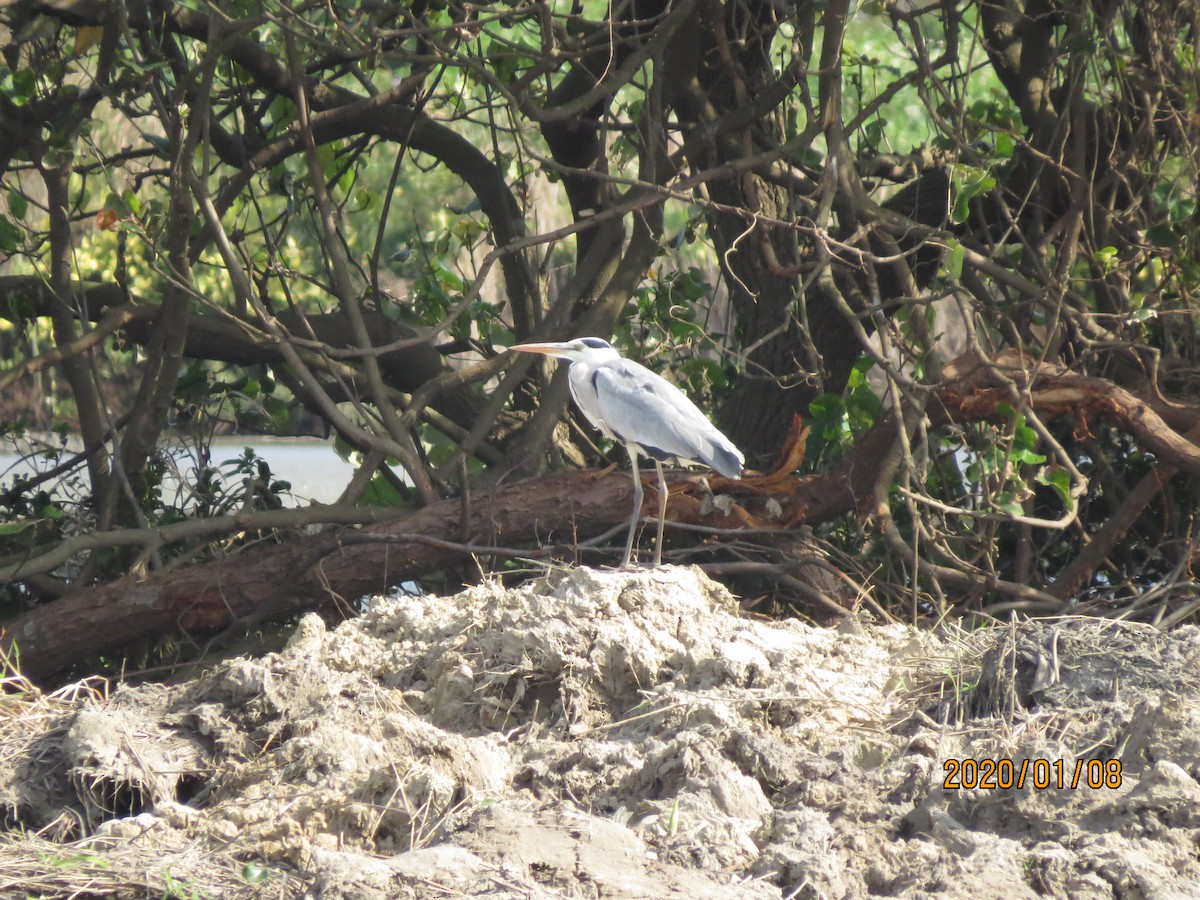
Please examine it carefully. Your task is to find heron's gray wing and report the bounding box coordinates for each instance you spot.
[590,360,743,477]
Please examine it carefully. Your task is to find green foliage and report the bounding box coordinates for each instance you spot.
[615,266,736,407]
[948,164,997,226]
[961,406,1047,517]
[805,357,883,470]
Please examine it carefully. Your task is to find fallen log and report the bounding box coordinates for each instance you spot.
[0,470,724,683]
[9,361,1200,685]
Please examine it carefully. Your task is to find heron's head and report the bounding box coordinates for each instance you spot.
[509,337,620,364]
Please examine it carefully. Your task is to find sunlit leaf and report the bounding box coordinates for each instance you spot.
[73,25,104,55]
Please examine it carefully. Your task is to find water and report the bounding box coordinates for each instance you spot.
[201,437,359,505]
[0,436,358,507]
[1,436,421,597]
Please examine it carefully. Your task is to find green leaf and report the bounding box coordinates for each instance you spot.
[360,472,406,507]
[679,268,711,300]
[668,318,704,342]
[267,95,296,134]
[808,393,849,443]
[996,497,1025,517]
[1169,197,1196,224]
[7,190,27,220]
[807,393,845,420]
[945,238,965,280]
[1010,447,1047,466]
[353,188,376,212]
[0,215,20,253]
[316,143,337,180]
[1145,223,1177,248]
[452,216,484,242]
[0,66,37,106]
[431,258,463,291]
[950,166,996,225]
[73,25,105,55]
[852,354,877,375]
[1014,423,1038,450]
[1095,246,1119,273]
[951,192,971,225]
[1037,465,1075,509]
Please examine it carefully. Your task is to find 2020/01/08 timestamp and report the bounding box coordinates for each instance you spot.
[943,758,1123,791]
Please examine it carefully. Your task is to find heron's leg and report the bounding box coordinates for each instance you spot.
[621,446,643,568]
[653,460,668,567]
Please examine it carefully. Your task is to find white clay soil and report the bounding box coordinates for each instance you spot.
[2,566,1199,898]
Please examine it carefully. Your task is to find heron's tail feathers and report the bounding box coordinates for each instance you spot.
[705,440,744,480]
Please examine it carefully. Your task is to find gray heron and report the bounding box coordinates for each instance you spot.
[510,337,744,567]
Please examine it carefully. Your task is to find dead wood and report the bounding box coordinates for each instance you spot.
[0,470,715,683]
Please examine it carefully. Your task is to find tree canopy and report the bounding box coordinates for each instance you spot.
[2,0,1199,682]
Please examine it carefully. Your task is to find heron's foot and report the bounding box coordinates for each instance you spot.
[614,557,665,571]
[617,551,661,571]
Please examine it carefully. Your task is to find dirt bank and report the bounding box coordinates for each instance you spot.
[2,566,1199,898]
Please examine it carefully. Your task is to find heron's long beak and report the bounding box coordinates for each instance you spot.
[509,341,573,359]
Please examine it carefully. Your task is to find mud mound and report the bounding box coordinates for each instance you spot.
[2,567,1200,898]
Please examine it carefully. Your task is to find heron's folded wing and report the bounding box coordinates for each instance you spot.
[591,360,743,477]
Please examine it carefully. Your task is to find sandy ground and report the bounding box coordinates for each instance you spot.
[2,566,1200,898]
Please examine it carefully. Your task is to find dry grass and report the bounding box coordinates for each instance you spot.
[0,828,305,899]
[1,671,102,839]
[0,671,306,898]
[893,615,1198,757]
